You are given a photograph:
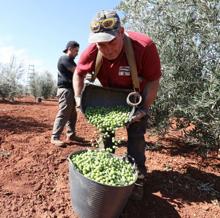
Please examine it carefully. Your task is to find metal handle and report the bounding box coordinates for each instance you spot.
[126,91,142,106]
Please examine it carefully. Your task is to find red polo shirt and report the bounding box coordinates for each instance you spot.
[76,31,161,92]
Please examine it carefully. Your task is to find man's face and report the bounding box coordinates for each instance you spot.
[69,47,79,58]
[96,28,124,60]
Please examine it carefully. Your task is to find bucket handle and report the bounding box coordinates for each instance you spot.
[126,91,142,106]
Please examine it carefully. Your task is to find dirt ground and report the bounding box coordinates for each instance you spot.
[0,97,219,218]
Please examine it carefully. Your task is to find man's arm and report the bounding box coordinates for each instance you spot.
[143,79,160,109]
[73,70,86,97]
[67,66,76,74]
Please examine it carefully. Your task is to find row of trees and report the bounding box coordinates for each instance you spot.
[0,57,56,101]
[117,0,219,152]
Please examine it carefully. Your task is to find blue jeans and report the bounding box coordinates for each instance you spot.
[51,88,77,140]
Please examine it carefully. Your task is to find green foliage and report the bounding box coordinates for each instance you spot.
[29,72,41,98]
[0,57,56,101]
[0,57,24,100]
[39,71,56,99]
[29,71,56,99]
[117,0,220,151]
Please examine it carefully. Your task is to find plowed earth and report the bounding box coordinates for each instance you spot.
[0,98,219,218]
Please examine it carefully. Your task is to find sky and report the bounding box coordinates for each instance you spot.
[0,0,121,78]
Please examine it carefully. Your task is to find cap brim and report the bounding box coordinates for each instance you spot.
[88,30,118,43]
[63,49,68,53]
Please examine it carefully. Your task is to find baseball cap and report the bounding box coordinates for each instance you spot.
[63,41,79,53]
[88,10,121,43]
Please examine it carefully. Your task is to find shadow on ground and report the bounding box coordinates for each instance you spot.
[122,166,220,218]
[158,137,219,157]
[0,115,50,134]
[123,192,181,218]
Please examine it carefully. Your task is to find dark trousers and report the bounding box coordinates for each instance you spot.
[126,116,148,168]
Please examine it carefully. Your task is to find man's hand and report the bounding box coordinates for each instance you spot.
[130,108,149,123]
[75,96,81,108]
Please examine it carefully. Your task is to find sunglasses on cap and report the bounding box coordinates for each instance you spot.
[90,17,118,33]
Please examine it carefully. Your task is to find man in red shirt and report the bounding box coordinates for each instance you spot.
[73,10,161,200]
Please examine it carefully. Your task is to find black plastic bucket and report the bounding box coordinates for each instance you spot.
[80,83,132,113]
[68,150,136,218]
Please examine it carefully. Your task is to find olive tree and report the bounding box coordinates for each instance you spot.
[29,71,56,99]
[38,71,56,99]
[0,57,24,101]
[117,0,220,151]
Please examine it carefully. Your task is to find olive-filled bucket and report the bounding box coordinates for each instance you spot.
[68,150,137,218]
